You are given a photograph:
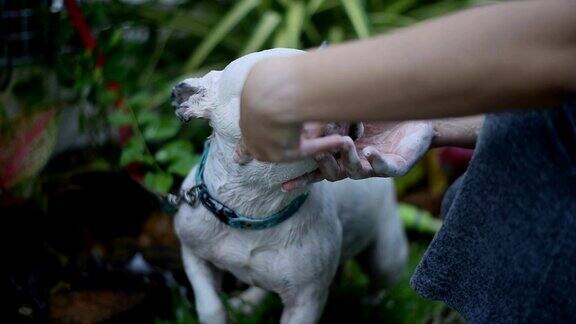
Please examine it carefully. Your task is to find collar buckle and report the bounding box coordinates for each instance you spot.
[182,185,200,206]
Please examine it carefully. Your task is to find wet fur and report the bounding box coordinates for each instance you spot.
[173,49,408,324]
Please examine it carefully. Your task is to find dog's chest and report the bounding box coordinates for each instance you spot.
[208,234,284,287]
[176,199,342,291]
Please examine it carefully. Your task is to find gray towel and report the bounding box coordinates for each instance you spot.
[411,103,576,323]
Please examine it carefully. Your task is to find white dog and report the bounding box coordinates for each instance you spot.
[172,49,408,324]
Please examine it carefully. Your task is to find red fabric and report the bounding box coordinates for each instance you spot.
[439,147,474,175]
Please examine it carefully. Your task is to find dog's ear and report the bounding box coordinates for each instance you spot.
[171,72,220,122]
[171,78,209,122]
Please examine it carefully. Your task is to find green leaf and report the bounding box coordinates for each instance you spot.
[284,1,305,48]
[119,137,153,167]
[340,0,371,39]
[342,259,370,288]
[137,110,159,126]
[399,203,442,234]
[327,25,345,44]
[272,28,287,48]
[108,110,131,126]
[394,162,424,196]
[143,116,181,141]
[97,88,117,107]
[127,92,153,110]
[168,154,199,177]
[185,0,260,72]
[409,1,469,20]
[303,22,322,44]
[240,11,282,55]
[370,12,417,28]
[144,172,174,193]
[384,0,418,15]
[307,0,326,15]
[154,140,194,164]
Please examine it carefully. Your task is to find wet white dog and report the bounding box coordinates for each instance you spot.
[172,48,408,324]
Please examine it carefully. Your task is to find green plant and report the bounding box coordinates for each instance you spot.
[2,0,492,195]
[96,0,489,193]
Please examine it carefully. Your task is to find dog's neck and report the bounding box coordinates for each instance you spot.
[201,138,307,218]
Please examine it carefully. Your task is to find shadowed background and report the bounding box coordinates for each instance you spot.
[0,0,485,322]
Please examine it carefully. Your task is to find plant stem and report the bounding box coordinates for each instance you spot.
[125,103,163,172]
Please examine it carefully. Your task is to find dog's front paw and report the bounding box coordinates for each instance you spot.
[229,296,256,315]
[198,306,228,324]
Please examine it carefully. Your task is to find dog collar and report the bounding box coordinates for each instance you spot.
[177,140,309,230]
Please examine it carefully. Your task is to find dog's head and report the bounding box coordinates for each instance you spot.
[172,48,307,137]
[172,49,322,186]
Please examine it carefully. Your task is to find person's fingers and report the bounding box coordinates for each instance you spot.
[339,136,371,179]
[302,122,327,139]
[362,147,409,177]
[325,122,350,136]
[233,140,253,165]
[285,134,347,160]
[315,153,343,181]
[281,169,325,192]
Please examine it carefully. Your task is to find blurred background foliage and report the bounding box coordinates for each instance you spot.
[1,0,486,323]
[1,0,490,195]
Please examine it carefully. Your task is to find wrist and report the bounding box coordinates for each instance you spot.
[241,56,304,126]
[429,117,483,148]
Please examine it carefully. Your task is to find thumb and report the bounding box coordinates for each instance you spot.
[281,169,325,192]
[362,147,410,177]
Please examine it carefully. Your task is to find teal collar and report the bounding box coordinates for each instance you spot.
[180,140,309,230]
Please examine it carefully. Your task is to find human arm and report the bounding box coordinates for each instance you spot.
[431,115,484,148]
[240,0,576,162]
[281,116,484,191]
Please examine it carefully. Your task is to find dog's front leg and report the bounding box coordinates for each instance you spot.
[280,286,329,324]
[181,246,227,324]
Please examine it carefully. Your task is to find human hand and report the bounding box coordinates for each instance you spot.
[236,58,350,163]
[281,121,434,191]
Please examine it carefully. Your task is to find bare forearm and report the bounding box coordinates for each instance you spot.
[431,115,484,148]
[245,0,576,123]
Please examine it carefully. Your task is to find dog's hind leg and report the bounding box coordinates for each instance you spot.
[371,181,408,286]
[181,245,227,324]
[229,286,269,314]
[280,286,329,324]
